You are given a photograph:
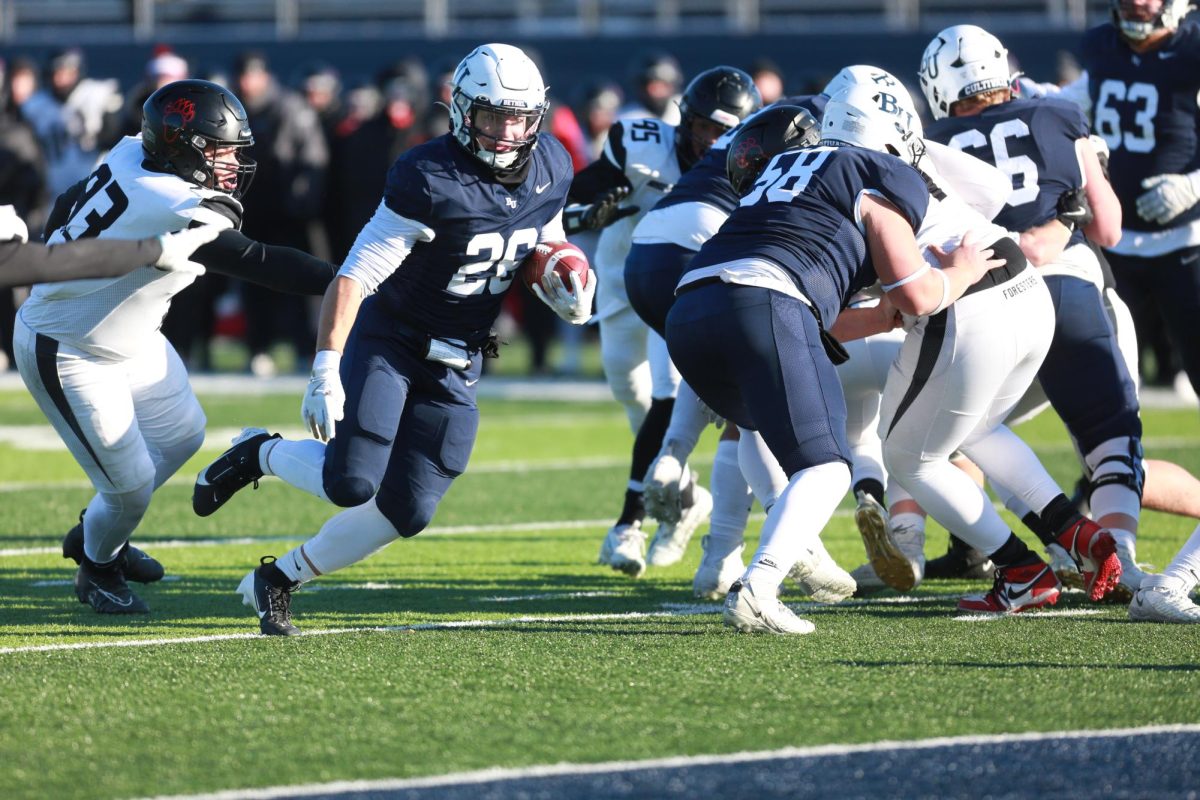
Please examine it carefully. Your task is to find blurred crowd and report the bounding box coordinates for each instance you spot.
[0,44,816,379]
[0,42,1184,388]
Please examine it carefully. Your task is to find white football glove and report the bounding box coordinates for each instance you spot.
[0,204,29,243]
[154,225,221,275]
[531,268,595,325]
[301,350,345,443]
[1136,171,1200,226]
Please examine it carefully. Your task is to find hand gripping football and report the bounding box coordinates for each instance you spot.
[520,241,591,294]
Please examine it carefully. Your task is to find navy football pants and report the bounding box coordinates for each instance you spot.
[665,282,851,477]
[322,301,480,537]
[626,241,696,337]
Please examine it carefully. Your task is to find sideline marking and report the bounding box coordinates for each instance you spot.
[139,724,1200,800]
[953,608,1106,622]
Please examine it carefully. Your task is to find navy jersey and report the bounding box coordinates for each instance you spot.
[656,94,827,216]
[374,134,571,345]
[1083,21,1200,232]
[926,97,1088,245]
[686,146,929,326]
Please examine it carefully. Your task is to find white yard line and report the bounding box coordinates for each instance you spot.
[0,606,719,655]
[953,608,1106,622]
[137,723,1200,800]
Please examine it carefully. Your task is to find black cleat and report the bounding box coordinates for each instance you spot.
[238,556,301,636]
[925,534,994,581]
[193,428,280,517]
[74,558,150,614]
[62,510,164,583]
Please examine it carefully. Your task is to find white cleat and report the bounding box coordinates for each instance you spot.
[788,538,856,603]
[1046,542,1084,591]
[723,580,815,635]
[647,485,713,567]
[693,536,744,600]
[643,453,686,524]
[855,491,917,591]
[608,522,647,578]
[1129,576,1200,624]
[850,561,888,595]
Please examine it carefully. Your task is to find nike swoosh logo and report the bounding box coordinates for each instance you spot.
[90,582,133,607]
[535,182,552,194]
[465,378,479,386]
[1159,52,1176,59]
[1006,569,1049,598]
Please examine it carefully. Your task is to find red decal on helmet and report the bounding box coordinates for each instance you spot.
[163,98,196,141]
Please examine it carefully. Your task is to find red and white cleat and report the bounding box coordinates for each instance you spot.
[1056,517,1122,601]
[957,560,1061,614]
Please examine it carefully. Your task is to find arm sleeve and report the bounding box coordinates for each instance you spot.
[43,178,88,240]
[539,209,566,243]
[337,201,436,296]
[0,237,164,288]
[192,229,336,295]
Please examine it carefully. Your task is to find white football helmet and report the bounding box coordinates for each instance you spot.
[449,43,548,172]
[1111,0,1194,40]
[919,25,1017,120]
[821,64,915,112]
[820,84,925,166]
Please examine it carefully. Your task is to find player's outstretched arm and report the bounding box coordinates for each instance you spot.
[863,194,1003,317]
[191,229,337,295]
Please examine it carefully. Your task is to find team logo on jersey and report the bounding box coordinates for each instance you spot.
[163,98,196,142]
[505,196,518,208]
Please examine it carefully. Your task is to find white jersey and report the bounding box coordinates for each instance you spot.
[19,136,239,360]
[914,157,1015,269]
[594,118,683,299]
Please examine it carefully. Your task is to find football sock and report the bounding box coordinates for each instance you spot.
[1039,494,1081,539]
[854,478,885,508]
[275,497,399,584]
[737,427,788,510]
[616,488,645,527]
[661,381,710,462]
[889,511,925,536]
[707,438,752,558]
[1021,511,1059,548]
[742,461,850,588]
[631,397,674,484]
[1159,522,1200,592]
[988,532,1040,569]
[82,483,155,564]
[262,438,330,503]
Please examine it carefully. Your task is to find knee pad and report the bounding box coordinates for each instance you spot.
[375,486,438,538]
[324,476,378,508]
[1085,436,1145,500]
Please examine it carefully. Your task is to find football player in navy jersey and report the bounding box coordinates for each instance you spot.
[664,100,1006,633]
[919,25,1161,596]
[1083,0,1200,398]
[192,44,588,635]
[565,67,761,578]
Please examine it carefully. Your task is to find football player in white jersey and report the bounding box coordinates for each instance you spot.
[15,79,338,615]
[566,67,761,577]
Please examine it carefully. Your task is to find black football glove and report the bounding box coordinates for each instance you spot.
[1056,187,1094,232]
[563,185,640,234]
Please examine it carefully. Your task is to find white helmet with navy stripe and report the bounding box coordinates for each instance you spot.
[821,83,926,167]
[918,25,1017,121]
[449,43,548,173]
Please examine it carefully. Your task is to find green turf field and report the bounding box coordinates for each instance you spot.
[1,389,1198,800]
